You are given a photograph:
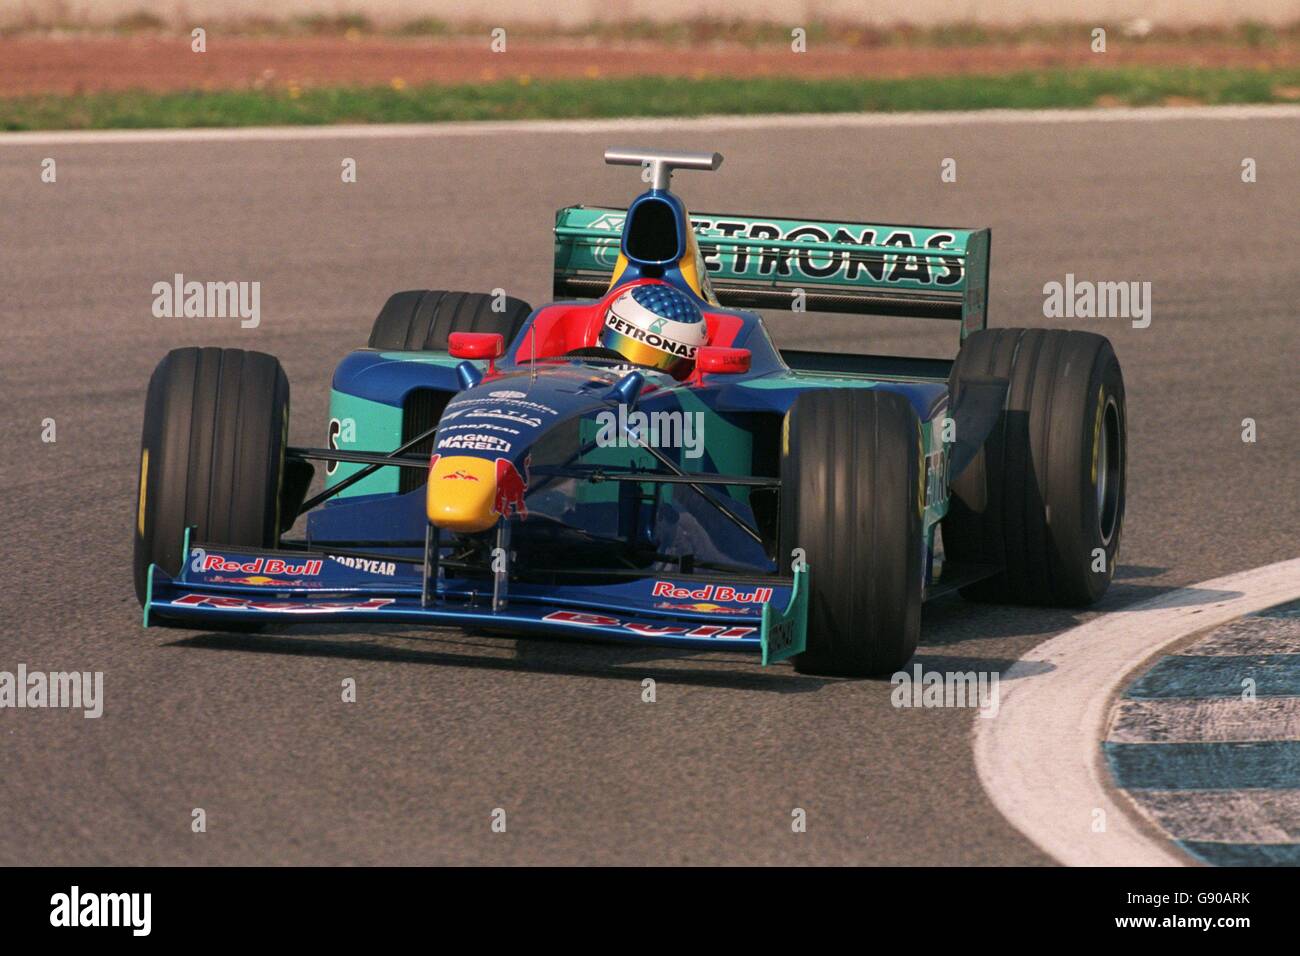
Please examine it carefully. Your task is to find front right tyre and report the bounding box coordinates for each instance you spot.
[134,347,290,606]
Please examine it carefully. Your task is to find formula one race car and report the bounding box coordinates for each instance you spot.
[135,147,1126,677]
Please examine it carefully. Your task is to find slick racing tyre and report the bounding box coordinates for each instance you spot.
[134,348,290,605]
[368,290,533,352]
[781,390,925,677]
[942,328,1126,606]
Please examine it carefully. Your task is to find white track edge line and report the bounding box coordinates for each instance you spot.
[973,557,1300,867]
[2,104,1299,146]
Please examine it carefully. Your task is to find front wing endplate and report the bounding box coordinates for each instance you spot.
[760,564,808,665]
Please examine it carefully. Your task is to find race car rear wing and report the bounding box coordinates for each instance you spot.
[553,206,990,339]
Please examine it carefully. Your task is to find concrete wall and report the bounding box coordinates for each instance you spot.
[6,0,1299,28]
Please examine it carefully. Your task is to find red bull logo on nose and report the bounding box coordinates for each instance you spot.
[494,455,530,520]
[427,453,530,532]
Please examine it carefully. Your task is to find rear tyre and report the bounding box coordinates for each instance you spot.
[942,328,1126,606]
[368,290,533,351]
[781,390,925,677]
[134,348,290,606]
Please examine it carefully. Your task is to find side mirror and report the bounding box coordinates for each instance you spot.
[692,346,751,383]
[448,332,505,375]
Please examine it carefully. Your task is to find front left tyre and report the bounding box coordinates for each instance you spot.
[134,347,290,605]
[780,389,925,677]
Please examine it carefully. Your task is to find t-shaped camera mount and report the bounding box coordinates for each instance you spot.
[604,147,723,191]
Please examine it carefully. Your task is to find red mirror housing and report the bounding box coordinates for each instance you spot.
[448,332,506,374]
[693,346,751,382]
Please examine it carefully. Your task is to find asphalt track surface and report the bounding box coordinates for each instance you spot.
[1,110,1296,865]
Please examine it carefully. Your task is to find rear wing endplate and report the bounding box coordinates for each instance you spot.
[554,206,990,339]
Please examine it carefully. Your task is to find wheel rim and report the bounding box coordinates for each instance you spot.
[1097,397,1121,545]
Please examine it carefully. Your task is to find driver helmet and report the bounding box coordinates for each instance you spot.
[600,282,707,379]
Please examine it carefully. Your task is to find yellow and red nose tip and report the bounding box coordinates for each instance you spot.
[426,455,499,532]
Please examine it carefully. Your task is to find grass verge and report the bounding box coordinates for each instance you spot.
[3,67,1298,131]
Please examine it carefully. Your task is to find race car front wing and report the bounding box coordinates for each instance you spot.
[143,529,808,664]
